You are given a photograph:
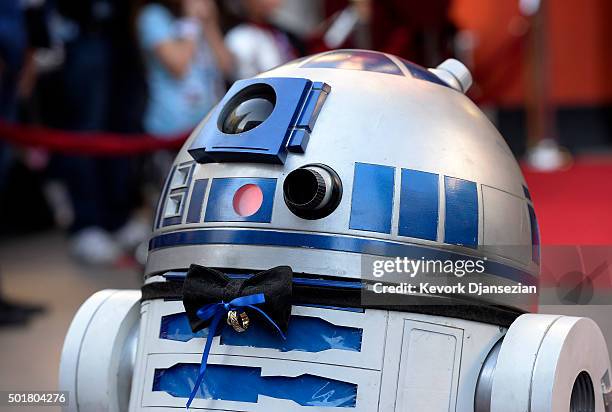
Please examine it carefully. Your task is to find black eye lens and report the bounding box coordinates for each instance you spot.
[283,164,343,220]
[220,84,276,134]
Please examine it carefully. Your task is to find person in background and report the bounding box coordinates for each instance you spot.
[55,0,148,266]
[224,0,303,80]
[0,0,44,326]
[136,0,233,138]
[0,0,27,181]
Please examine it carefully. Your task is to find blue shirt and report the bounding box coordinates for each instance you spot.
[137,4,223,137]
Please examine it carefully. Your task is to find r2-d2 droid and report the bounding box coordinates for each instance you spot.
[59,50,612,412]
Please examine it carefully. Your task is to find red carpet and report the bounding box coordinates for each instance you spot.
[523,157,612,245]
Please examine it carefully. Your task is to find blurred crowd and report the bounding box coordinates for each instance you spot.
[0,0,501,325]
[1,0,303,268]
[0,0,461,269]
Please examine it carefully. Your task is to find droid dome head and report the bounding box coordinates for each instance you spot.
[148,49,540,314]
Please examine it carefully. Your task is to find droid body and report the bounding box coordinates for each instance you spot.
[60,50,612,412]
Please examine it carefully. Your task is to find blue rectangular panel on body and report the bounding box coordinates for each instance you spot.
[186,179,208,223]
[159,312,362,352]
[153,364,357,407]
[188,77,312,164]
[204,177,276,223]
[349,163,395,234]
[399,169,439,241]
[528,204,540,264]
[444,176,478,248]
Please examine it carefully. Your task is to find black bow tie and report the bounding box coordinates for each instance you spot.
[182,265,293,333]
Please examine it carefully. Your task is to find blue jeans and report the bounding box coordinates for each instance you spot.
[58,33,135,233]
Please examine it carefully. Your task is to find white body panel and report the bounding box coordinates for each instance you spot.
[127,298,503,412]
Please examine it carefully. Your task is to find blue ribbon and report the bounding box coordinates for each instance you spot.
[186,293,286,409]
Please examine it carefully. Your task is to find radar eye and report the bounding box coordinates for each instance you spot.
[220,84,276,134]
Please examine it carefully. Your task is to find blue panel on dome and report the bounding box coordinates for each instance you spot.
[399,59,450,88]
[349,163,395,234]
[188,77,311,164]
[159,312,363,352]
[288,81,330,153]
[204,177,276,223]
[186,179,208,223]
[153,363,357,407]
[287,128,310,153]
[444,176,478,248]
[399,169,439,241]
[295,87,328,133]
[302,50,403,76]
[189,78,330,164]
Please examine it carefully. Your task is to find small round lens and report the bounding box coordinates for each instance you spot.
[221,84,276,134]
[283,164,343,220]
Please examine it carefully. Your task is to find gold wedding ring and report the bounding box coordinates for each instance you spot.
[227,310,250,332]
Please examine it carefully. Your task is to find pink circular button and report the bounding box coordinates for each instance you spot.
[233,184,264,217]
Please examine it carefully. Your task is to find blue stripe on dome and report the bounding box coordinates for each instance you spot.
[149,229,537,286]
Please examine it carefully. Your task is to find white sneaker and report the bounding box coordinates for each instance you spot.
[70,227,121,266]
[114,218,152,252]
